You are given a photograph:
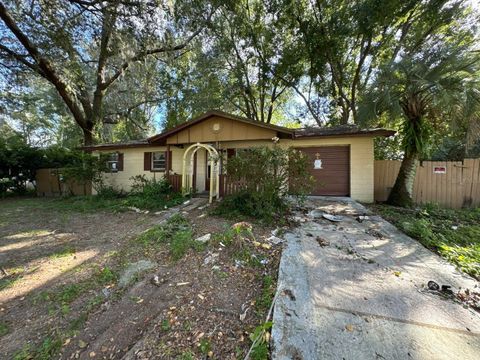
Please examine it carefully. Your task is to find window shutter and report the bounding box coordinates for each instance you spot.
[117,153,124,171]
[165,151,172,172]
[227,149,236,158]
[144,152,152,171]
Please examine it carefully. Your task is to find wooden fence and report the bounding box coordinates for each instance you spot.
[36,168,92,197]
[374,158,480,208]
[167,174,182,192]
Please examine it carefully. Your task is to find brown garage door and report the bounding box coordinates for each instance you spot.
[298,146,350,196]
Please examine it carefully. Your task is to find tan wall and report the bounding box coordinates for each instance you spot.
[166,116,277,144]
[375,159,480,208]
[95,136,375,202]
[216,137,375,203]
[95,146,168,192]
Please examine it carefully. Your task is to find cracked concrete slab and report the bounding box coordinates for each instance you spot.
[272,197,480,360]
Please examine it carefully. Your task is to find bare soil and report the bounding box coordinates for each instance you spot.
[0,198,281,359]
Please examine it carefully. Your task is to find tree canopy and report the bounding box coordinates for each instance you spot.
[1,0,479,159]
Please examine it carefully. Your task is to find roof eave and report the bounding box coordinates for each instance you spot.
[148,110,294,144]
[294,129,396,139]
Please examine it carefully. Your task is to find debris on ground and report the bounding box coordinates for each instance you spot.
[365,228,385,239]
[322,213,343,222]
[0,197,281,360]
[316,236,330,247]
[150,275,162,287]
[356,215,369,223]
[195,233,211,243]
[266,235,283,245]
[203,252,219,265]
[456,288,480,312]
[118,260,156,288]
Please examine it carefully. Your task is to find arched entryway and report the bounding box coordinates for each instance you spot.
[182,143,220,203]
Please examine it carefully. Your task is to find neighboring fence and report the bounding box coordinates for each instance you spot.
[374,158,480,208]
[36,168,91,197]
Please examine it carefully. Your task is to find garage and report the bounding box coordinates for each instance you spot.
[299,146,350,196]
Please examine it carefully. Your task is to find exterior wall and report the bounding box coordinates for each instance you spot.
[216,137,375,203]
[166,116,277,144]
[93,136,375,203]
[94,146,167,193]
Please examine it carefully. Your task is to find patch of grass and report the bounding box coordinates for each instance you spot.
[371,203,480,279]
[161,319,170,331]
[14,335,63,360]
[49,245,76,259]
[170,229,195,260]
[199,338,211,355]
[234,248,265,268]
[57,283,83,304]
[0,276,21,290]
[177,351,195,360]
[95,266,117,285]
[134,214,203,261]
[255,275,275,313]
[0,321,9,337]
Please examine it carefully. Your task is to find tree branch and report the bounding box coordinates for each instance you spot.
[0,43,44,75]
[102,25,205,90]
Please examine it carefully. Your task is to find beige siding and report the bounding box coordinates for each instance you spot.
[217,137,375,203]
[166,116,277,144]
[94,136,375,203]
[95,146,167,193]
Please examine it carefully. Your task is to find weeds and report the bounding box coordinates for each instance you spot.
[372,204,480,278]
[49,246,76,259]
[249,321,273,360]
[255,275,275,313]
[0,322,8,337]
[135,214,202,261]
[14,335,62,360]
[176,351,195,360]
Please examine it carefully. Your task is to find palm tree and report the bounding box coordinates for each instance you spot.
[360,46,480,207]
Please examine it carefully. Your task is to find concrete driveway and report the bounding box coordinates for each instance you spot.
[272,197,480,360]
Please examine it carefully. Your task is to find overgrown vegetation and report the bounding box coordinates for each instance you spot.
[371,203,480,279]
[135,214,201,261]
[212,146,314,223]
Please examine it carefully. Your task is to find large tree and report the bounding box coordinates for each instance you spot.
[360,45,480,206]
[274,0,473,125]
[0,0,212,145]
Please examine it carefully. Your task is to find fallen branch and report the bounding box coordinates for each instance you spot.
[243,290,278,360]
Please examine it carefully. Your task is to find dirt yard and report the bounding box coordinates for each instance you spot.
[0,197,281,359]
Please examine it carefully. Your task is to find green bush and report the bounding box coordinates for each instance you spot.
[212,146,314,222]
[123,175,183,210]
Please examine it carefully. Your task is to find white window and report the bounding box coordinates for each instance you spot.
[107,153,119,172]
[152,152,166,171]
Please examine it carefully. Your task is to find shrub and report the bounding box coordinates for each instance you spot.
[130,175,172,196]
[213,146,314,222]
[122,175,183,210]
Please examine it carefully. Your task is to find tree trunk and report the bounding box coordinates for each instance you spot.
[82,124,94,146]
[387,152,419,207]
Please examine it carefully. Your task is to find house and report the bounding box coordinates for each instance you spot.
[83,111,395,203]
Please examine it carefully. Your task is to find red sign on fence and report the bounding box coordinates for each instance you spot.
[433,166,446,174]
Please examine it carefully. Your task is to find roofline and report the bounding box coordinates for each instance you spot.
[147,110,294,143]
[294,129,396,139]
[80,143,151,151]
